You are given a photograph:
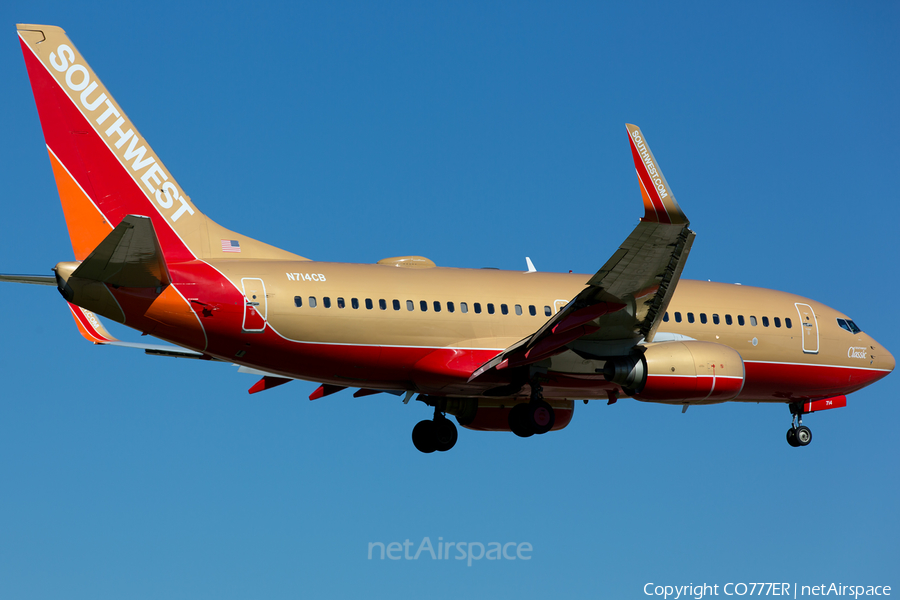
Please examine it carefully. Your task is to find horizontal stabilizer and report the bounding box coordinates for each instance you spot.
[0,274,56,285]
[72,215,170,288]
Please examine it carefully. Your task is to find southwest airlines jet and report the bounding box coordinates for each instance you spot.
[3,24,893,453]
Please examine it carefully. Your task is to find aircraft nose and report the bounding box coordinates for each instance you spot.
[881,345,895,373]
[869,335,895,374]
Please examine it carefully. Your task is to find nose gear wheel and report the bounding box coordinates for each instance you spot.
[785,404,812,447]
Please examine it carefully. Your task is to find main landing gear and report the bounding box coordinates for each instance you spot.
[786,402,812,447]
[508,382,556,438]
[412,404,458,454]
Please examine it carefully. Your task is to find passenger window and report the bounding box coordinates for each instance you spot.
[544,306,552,317]
[663,312,669,322]
[749,316,757,326]
[700,313,707,324]
[351,298,359,309]
[447,301,455,313]
[529,305,536,316]
[762,316,769,327]
[501,304,508,315]
[323,297,331,308]
[785,318,792,329]
[392,299,400,311]
[474,303,482,314]
[515,304,522,316]
[337,297,345,309]
[407,300,414,311]
[420,300,428,312]
[687,312,695,323]
[379,299,387,310]
[674,312,682,323]
[487,303,495,314]
[725,314,733,325]
[713,313,720,325]
[738,315,745,326]
[434,301,441,313]
[774,317,781,328]
[294,296,303,308]
[461,302,469,313]
[309,296,317,308]
[365,298,373,310]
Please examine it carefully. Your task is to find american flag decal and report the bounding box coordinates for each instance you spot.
[221,239,241,253]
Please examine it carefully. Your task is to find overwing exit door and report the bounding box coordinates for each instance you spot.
[241,278,267,333]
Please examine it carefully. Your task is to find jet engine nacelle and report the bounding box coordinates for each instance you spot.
[445,398,575,432]
[603,341,745,403]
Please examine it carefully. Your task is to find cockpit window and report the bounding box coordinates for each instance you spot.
[837,318,862,334]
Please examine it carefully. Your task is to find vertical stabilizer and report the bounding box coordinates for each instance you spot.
[17,24,304,262]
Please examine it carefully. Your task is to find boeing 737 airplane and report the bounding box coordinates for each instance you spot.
[3,24,893,453]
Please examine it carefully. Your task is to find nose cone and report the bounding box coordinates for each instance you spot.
[868,336,894,381]
[881,345,895,373]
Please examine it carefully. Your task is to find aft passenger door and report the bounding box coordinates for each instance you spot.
[241,278,268,333]
[794,302,819,354]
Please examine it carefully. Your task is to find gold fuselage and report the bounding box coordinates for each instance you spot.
[202,259,893,401]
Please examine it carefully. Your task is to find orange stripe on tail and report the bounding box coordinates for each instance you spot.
[48,149,113,261]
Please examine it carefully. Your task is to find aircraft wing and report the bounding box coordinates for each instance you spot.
[66,301,208,358]
[471,124,695,379]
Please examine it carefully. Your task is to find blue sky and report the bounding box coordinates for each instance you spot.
[1,2,898,598]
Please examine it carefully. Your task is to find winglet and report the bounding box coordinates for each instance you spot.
[67,302,117,344]
[626,124,688,225]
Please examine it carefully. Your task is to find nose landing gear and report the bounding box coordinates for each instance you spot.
[786,402,812,447]
[786,424,812,447]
